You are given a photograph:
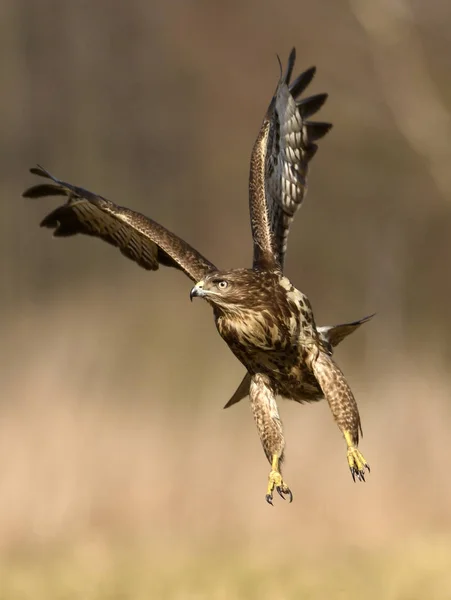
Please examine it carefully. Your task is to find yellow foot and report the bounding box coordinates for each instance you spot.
[347,446,370,482]
[265,469,293,505]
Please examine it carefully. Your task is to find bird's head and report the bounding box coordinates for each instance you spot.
[190,269,274,313]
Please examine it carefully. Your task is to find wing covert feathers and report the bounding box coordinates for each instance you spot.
[23,166,217,282]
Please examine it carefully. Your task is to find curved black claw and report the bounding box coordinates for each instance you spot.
[265,493,274,506]
[277,487,286,500]
[350,463,370,483]
[276,486,293,503]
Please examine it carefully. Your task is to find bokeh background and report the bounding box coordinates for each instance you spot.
[1,0,451,598]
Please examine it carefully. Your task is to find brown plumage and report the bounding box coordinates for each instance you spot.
[24,168,215,281]
[224,313,374,409]
[23,48,371,504]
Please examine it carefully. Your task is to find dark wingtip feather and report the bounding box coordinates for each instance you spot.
[297,93,328,119]
[305,121,333,142]
[289,66,316,99]
[22,184,67,199]
[52,227,77,237]
[356,313,376,325]
[276,54,283,78]
[40,205,68,230]
[29,165,52,178]
[40,205,83,238]
[283,47,296,85]
[22,186,39,198]
[40,214,58,229]
[305,143,318,161]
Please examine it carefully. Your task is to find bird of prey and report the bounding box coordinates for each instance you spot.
[23,48,371,505]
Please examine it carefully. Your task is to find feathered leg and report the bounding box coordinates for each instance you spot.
[249,373,292,504]
[309,350,370,481]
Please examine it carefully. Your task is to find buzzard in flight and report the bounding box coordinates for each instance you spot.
[23,49,371,504]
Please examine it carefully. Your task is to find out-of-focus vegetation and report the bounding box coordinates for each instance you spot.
[2,541,451,599]
[1,0,451,597]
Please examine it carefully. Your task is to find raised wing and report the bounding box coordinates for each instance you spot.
[249,48,332,270]
[23,166,217,282]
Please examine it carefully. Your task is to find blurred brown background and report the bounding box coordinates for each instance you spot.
[1,0,451,597]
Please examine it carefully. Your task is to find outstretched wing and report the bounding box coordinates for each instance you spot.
[249,48,332,270]
[23,166,217,282]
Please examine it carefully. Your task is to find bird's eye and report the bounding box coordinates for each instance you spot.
[217,280,228,290]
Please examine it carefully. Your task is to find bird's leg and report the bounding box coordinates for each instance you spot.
[249,374,293,505]
[309,350,370,482]
[266,453,292,505]
[343,430,370,483]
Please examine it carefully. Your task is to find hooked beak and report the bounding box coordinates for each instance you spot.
[190,281,206,302]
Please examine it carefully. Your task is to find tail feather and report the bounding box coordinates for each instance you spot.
[317,314,375,348]
[224,373,251,409]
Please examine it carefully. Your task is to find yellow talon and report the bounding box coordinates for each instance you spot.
[266,455,293,505]
[343,431,370,482]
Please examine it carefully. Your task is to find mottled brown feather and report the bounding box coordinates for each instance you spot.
[224,313,374,409]
[23,166,216,282]
[249,48,332,270]
[310,351,363,444]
